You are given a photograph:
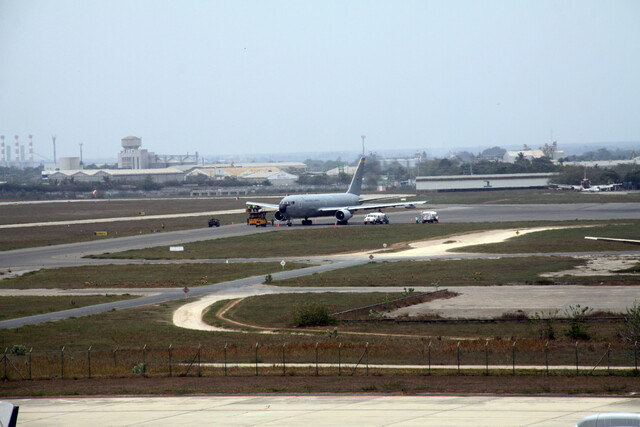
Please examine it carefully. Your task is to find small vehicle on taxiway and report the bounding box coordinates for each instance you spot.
[208,218,220,227]
[364,212,390,225]
[417,210,439,223]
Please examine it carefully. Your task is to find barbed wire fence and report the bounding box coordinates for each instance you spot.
[2,340,638,381]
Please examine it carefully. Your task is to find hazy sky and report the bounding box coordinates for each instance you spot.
[1,0,639,161]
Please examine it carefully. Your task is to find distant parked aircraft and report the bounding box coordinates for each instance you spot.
[246,157,425,226]
[552,167,621,192]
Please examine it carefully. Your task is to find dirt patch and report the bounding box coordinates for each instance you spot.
[541,255,640,277]
[1,375,638,397]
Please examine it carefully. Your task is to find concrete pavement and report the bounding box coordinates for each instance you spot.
[8,395,640,426]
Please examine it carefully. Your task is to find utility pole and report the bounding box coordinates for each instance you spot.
[79,143,83,166]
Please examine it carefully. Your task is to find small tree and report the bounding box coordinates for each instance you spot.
[564,304,592,340]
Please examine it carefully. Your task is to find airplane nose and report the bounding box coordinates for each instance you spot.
[279,203,287,213]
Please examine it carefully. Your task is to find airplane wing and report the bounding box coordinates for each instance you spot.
[246,201,280,211]
[585,236,640,245]
[550,184,580,190]
[318,200,427,213]
[593,183,621,191]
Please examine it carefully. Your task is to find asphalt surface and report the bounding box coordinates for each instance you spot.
[1,202,639,329]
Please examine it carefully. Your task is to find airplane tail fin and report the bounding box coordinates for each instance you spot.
[346,157,366,195]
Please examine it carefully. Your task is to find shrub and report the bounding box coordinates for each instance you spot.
[10,345,27,356]
[292,302,335,327]
[564,304,592,340]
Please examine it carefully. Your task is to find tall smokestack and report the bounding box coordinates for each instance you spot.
[52,135,57,166]
[14,135,19,164]
[29,135,34,162]
[1,135,5,163]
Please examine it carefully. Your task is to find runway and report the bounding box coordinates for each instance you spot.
[8,394,640,426]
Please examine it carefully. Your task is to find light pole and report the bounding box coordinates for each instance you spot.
[361,135,366,156]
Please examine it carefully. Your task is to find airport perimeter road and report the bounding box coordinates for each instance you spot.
[9,395,640,426]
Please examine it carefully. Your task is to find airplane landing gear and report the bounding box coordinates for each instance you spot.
[302,219,312,226]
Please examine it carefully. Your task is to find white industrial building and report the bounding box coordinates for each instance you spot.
[186,166,298,185]
[47,168,185,183]
[502,150,546,163]
[416,173,557,192]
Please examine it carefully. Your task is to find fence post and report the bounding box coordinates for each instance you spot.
[512,341,516,376]
[168,344,172,377]
[282,344,286,376]
[224,344,227,376]
[366,342,369,376]
[635,341,638,376]
[457,341,460,375]
[428,341,432,375]
[338,343,341,376]
[61,346,65,379]
[28,348,32,380]
[315,342,319,376]
[142,344,147,376]
[3,347,7,380]
[255,343,258,376]
[545,341,549,376]
[197,344,201,377]
[575,342,579,376]
[607,343,611,376]
[485,340,489,376]
[88,346,92,379]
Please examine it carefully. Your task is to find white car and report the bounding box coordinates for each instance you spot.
[364,212,389,225]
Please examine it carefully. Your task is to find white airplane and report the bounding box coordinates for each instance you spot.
[552,168,621,192]
[246,157,426,225]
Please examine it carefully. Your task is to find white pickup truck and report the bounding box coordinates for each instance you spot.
[364,212,389,225]
[417,210,439,223]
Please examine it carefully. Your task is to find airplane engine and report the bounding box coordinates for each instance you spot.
[274,211,287,221]
[335,209,352,222]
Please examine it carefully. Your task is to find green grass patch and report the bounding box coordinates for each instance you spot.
[272,257,595,287]
[0,262,311,289]
[0,198,247,225]
[219,292,627,344]
[221,292,403,329]
[452,221,640,254]
[0,212,250,251]
[89,221,620,259]
[0,295,135,321]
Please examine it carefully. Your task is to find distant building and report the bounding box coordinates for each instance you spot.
[48,168,185,183]
[117,136,155,169]
[416,173,557,192]
[502,150,545,163]
[326,165,359,176]
[186,166,298,185]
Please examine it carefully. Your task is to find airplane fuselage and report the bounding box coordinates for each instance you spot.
[278,192,361,219]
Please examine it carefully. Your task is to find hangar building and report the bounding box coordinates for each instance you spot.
[416,173,557,192]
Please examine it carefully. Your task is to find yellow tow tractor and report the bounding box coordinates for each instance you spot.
[246,205,268,227]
